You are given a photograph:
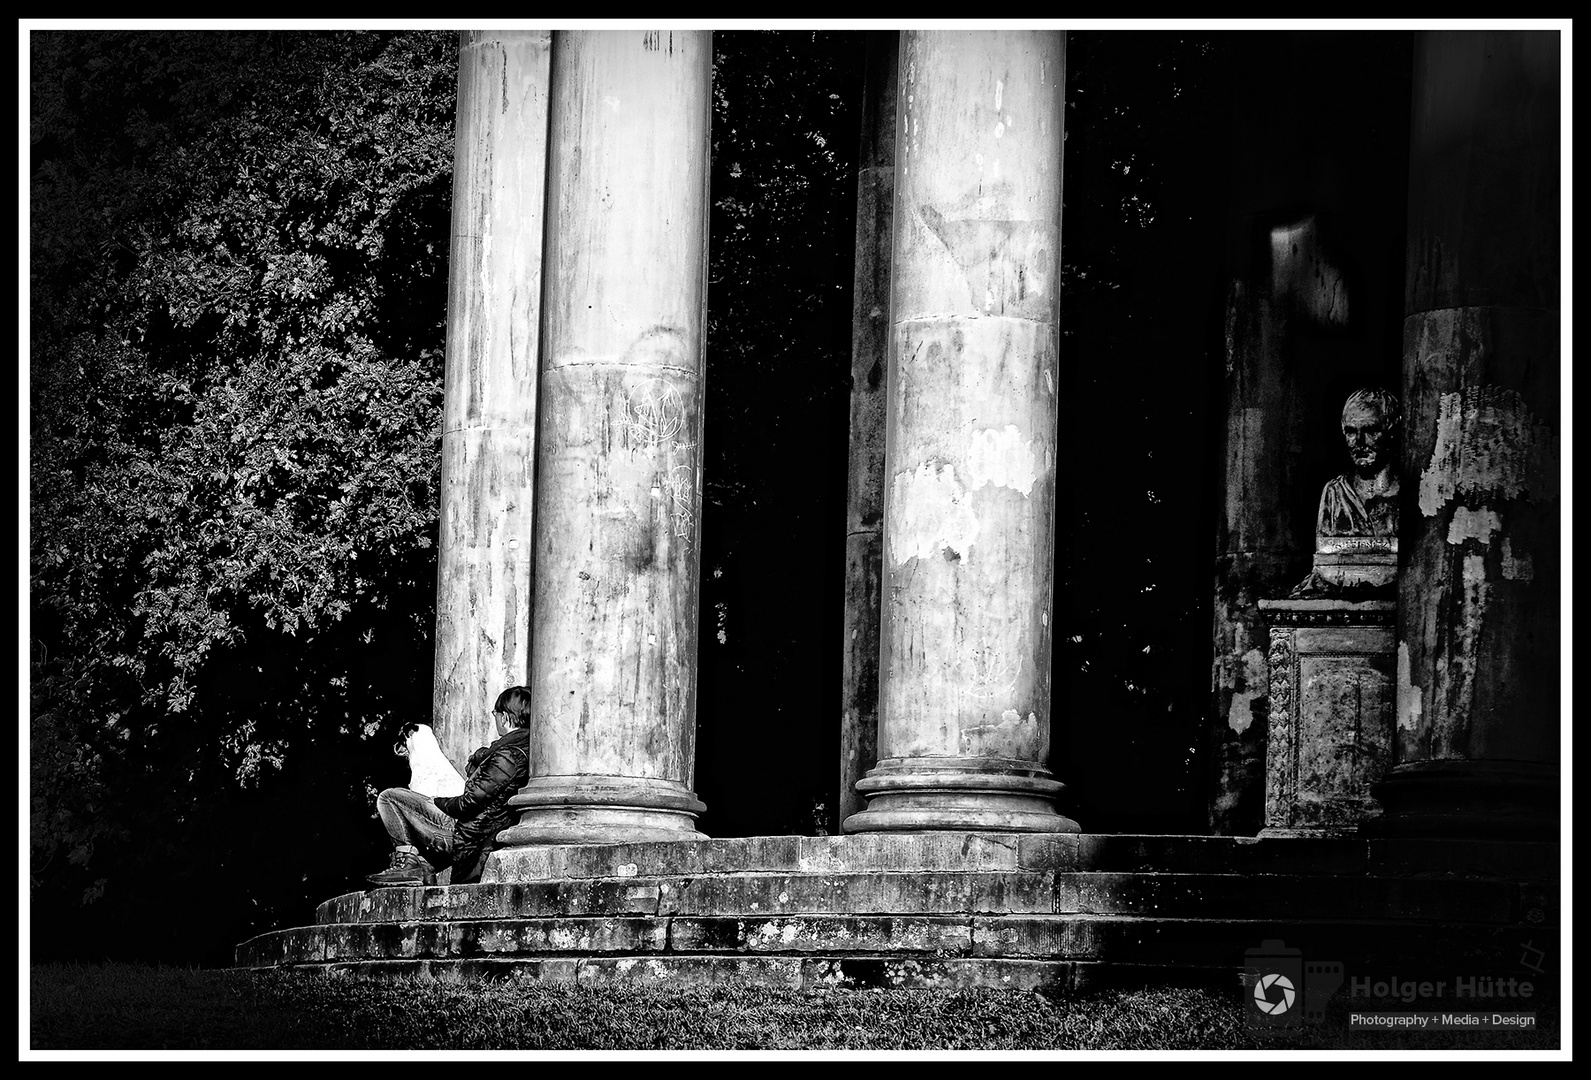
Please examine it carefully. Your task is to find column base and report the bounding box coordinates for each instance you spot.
[1367,760,1559,840]
[495,775,708,846]
[842,757,1080,834]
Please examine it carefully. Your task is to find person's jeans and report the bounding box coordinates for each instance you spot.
[376,787,457,870]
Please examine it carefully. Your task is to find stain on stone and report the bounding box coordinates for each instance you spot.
[1500,536,1534,581]
[1419,383,1559,517]
[1445,505,1502,546]
[941,546,961,563]
[1220,619,1267,735]
[965,425,1040,495]
[889,461,979,566]
[1396,642,1422,736]
[633,536,656,572]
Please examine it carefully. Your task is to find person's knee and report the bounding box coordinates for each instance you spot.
[375,788,408,822]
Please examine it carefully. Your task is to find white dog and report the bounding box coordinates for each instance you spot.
[396,722,466,798]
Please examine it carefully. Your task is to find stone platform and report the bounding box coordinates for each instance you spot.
[235,833,1559,993]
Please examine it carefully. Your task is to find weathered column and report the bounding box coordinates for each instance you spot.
[1210,218,1347,836]
[432,31,552,768]
[837,30,899,830]
[1377,30,1560,837]
[844,31,1078,834]
[494,30,711,851]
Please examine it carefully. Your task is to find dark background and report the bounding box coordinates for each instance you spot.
[29,29,1415,967]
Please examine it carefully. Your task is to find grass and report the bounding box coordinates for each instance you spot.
[28,963,1562,1053]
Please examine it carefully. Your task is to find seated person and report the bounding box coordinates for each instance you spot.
[366,685,533,887]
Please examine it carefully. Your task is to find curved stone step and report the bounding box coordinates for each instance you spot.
[258,954,1279,993]
[244,835,1559,989]
[240,954,1092,991]
[477,833,1558,882]
[239,912,1559,979]
[313,870,1535,927]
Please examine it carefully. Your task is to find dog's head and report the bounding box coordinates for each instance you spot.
[394,722,423,758]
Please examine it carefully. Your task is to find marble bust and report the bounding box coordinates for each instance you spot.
[1291,387,1400,597]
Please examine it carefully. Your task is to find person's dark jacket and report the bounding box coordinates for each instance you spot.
[432,725,531,884]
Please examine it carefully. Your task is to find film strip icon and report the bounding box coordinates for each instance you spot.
[1304,960,1345,1022]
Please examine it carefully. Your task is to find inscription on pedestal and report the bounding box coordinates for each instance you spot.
[1259,600,1395,835]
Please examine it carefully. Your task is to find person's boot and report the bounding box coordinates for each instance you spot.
[365,847,435,888]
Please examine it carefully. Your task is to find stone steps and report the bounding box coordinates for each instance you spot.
[481,832,1559,879]
[311,871,1540,926]
[238,914,1559,988]
[244,955,1090,991]
[238,833,1560,990]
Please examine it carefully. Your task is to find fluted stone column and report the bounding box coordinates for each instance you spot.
[432,31,552,768]
[844,31,1079,834]
[494,30,711,852]
[1375,31,1561,837]
[838,30,899,829]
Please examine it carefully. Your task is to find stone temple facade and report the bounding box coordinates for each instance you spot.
[238,30,1559,995]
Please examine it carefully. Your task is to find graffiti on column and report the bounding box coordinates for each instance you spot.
[966,639,1021,701]
[619,381,691,448]
[664,463,698,550]
[616,380,700,550]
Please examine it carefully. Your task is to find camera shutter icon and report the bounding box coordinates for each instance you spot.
[1254,972,1296,1014]
[1244,939,1304,1029]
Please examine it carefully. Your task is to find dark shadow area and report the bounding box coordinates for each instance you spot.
[695,31,866,838]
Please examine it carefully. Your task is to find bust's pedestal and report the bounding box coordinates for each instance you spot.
[1257,599,1395,836]
[1313,537,1396,591]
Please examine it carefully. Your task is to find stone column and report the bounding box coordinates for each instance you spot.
[432,31,552,768]
[494,30,711,851]
[1209,217,1348,836]
[844,31,1078,834]
[838,30,899,829]
[1377,31,1560,836]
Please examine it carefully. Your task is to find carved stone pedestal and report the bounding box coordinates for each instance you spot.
[1257,599,1395,836]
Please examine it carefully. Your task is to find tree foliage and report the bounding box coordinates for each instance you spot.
[30,30,458,958]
